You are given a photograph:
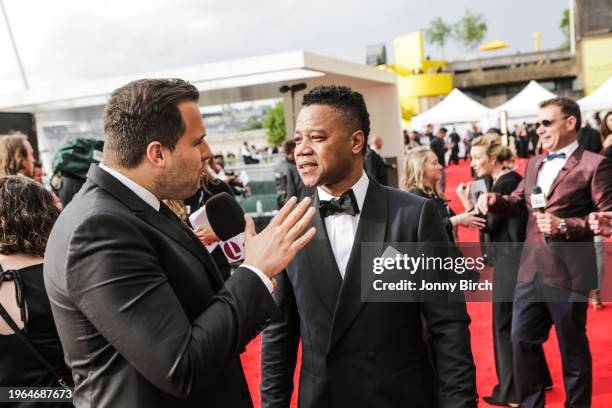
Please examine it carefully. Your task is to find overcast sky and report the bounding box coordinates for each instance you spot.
[0,0,567,95]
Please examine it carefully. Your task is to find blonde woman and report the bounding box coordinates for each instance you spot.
[402,147,484,242]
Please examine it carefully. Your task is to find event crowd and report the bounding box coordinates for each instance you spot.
[0,81,611,408]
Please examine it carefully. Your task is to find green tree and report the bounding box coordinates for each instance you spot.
[263,101,286,146]
[425,17,452,59]
[560,8,570,49]
[453,9,488,52]
[239,120,263,131]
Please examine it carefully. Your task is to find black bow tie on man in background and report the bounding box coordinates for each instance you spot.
[319,189,360,218]
[544,152,566,161]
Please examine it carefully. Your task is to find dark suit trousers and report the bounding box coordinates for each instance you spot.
[512,281,591,408]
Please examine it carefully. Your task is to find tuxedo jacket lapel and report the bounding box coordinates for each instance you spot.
[86,165,224,290]
[330,179,387,349]
[546,148,582,202]
[308,193,343,317]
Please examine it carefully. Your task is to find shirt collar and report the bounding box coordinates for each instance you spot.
[99,163,161,211]
[547,140,578,160]
[317,171,369,213]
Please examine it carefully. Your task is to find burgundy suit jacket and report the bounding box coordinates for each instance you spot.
[490,147,612,291]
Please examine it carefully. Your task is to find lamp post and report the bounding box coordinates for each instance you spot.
[279,83,307,127]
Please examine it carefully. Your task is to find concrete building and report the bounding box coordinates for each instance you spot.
[0,51,403,181]
[447,0,612,107]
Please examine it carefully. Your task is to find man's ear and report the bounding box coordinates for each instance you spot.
[145,141,167,168]
[566,115,578,132]
[351,130,366,155]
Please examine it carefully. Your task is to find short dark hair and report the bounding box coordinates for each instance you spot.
[539,97,581,131]
[0,176,59,257]
[103,78,199,168]
[439,127,448,133]
[302,85,370,154]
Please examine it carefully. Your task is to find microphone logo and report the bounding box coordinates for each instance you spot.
[223,241,243,261]
[221,233,246,262]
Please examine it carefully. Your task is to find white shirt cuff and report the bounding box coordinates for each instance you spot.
[241,264,274,293]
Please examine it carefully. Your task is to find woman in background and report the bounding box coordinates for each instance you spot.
[601,111,612,159]
[0,176,73,407]
[457,134,552,407]
[183,162,237,280]
[402,146,485,242]
[590,111,612,310]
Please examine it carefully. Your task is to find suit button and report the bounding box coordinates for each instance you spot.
[242,385,248,395]
[367,351,376,360]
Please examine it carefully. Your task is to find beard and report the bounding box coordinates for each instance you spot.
[155,162,200,201]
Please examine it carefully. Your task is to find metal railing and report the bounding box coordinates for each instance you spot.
[448,49,574,73]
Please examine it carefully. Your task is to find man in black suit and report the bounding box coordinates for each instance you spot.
[363,135,394,186]
[275,139,315,208]
[261,85,477,408]
[44,79,316,408]
[430,127,448,191]
[448,128,461,165]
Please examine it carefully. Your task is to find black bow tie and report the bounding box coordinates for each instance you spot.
[544,152,566,161]
[319,189,360,218]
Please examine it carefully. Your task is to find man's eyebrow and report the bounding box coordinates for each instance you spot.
[296,128,327,135]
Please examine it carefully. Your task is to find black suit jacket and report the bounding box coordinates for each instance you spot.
[44,165,278,408]
[363,148,388,185]
[261,178,477,408]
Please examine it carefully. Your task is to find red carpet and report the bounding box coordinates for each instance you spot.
[241,159,612,407]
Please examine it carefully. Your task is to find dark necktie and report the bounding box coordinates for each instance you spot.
[544,152,566,161]
[319,189,360,218]
[159,204,198,240]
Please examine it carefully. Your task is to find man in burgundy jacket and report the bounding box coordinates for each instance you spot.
[477,97,612,408]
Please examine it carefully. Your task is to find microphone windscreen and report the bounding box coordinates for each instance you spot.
[206,192,246,241]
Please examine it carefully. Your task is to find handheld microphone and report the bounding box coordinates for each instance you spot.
[530,186,551,244]
[206,193,247,262]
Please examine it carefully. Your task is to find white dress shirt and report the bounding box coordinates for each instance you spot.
[536,141,579,196]
[317,171,369,278]
[98,164,274,293]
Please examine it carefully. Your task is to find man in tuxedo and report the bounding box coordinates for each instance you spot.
[261,85,477,408]
[363,136,396,186]
[44,79,316,408]
[477,97,612,408]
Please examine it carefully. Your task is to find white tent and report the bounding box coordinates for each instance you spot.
[410,88,491,128]
[491,80,556,121]
[578,76,612,112]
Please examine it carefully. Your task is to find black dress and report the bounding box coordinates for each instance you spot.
[184,178,234,215]
[0,264,73,407]
[184,180,236,281]
[408,187,456,242]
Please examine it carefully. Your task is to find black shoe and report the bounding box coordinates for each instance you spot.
[483,396,519,407]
